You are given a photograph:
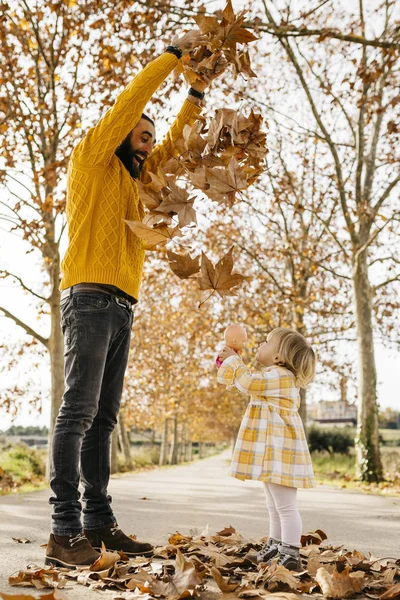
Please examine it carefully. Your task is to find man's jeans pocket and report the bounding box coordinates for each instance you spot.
[73,293,110,312]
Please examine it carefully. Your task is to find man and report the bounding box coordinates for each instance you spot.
[46,30,216,568]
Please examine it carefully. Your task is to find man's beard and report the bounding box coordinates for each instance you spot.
[115,136,145,179]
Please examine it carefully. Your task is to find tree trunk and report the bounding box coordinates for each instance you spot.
[199,441,205,459]
[169,416,179,465]
[159,418,170,466]
[119,413,133,470]
[294,316,307,430]
[48,260,64,431]
[46,260,64,477]
[353,250,383,482]
[110,428,119,474]
[299,388,307,434]
[185,441,193,462]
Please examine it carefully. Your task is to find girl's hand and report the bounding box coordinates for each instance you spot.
[219,346,237,362]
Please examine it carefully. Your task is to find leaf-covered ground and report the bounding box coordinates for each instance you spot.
[4,527,400,600]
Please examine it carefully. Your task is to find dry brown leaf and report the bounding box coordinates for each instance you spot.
[90,542,121,571]
[157,182,197,228]
[137,181,163,210]
[204,157,248,206]
[125,220,182,249]
[168,533,193,546]
[315,565,365,599]
[257,563,299,592]
[167,251,201,280]
[149,549,204,600]
[8,566,65,590]
[216,526,236,537]
[301,529,328,546]
[12,538,31,544]
[198,247,248,302]
[380,582,400,599]
[209,566,238,592]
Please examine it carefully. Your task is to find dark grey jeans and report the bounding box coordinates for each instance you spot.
[49,291,133,536]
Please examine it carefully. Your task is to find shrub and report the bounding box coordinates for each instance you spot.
[308,427,355,455]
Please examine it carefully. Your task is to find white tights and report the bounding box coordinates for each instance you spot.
[263,482,302,547]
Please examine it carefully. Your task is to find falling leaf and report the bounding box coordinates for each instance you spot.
[204,157,248,206]
[125,220,182,249]
[157,182,197,228]
[167,251,201,280]
[198,247,248,302]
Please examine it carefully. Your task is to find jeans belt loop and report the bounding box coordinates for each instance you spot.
[115,296,131,311]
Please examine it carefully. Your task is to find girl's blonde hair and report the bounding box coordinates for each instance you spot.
[267,327,316,389]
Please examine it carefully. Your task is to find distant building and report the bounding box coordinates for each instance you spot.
[311,400,358,426]
[308,378,358,427]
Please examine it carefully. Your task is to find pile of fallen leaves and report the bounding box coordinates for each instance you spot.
[5,527,400,600]
[125,1,267,306]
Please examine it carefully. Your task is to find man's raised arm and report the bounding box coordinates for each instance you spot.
[72,31,206,168]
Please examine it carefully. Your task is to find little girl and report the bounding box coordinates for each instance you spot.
[217,327,316,571]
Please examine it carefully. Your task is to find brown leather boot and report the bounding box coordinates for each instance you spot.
[45,533,100,568]
[84,523,153,557]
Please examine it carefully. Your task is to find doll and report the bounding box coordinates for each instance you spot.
[216,324,247,368]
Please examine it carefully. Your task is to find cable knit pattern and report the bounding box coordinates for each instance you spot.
[60,52,202,300]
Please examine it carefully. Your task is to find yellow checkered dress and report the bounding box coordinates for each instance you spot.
[217,355,315,489]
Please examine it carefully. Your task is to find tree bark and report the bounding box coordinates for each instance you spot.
[119,413,133,470]
[48,283,64,440]
[353,250,383,482]
[169,416,179,465]
[159,418,170,466]
[110,427,119,474]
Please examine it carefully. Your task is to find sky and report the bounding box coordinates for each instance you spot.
[0,0,399,430]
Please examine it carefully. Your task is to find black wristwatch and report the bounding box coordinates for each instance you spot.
[188,87,205,100]
[165,45,183,59]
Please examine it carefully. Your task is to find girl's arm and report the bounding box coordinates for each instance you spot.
[217,355,284,396]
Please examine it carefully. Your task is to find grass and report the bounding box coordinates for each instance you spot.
[312,446,400,496]
[0,444,47,495]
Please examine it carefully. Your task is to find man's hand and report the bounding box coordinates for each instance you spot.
[172,30,207,56]
[191,53,228,93]
[219,346,238,362]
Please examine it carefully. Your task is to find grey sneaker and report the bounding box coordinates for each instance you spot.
[256,537,281,563]
[275,543,302,571]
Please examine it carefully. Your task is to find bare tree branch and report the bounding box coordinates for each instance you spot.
[0,270,48,302]
[0,306,48,348]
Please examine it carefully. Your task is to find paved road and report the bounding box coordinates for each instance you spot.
[0,449,399,598]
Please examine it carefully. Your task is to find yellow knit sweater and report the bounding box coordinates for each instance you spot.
[60,52,202,300]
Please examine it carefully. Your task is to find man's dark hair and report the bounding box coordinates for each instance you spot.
[141,113,155,127]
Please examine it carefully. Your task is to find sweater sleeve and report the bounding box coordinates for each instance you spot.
[142,99,202,176]
[217,355,289,396]
[72,53,178,167]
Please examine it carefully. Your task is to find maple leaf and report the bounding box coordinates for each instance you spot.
[136,181,163,211]
[198,247,249,305]
[181,1,258,85]
[125,220,182,249]
[149,549,205,600]
[210,566,238,592]
[167,251,201,279]
[315,565,365,599]
[157,181,197,228]
[204,157,248,206]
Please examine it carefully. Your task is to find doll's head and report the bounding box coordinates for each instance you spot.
[224,324,247,351]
